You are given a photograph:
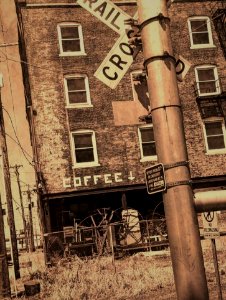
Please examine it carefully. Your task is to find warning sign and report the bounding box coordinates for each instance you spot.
[145,163,166,195]
[202,211,220,239]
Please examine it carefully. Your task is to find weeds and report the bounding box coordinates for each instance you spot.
[8,242,226,299]
[20,252,175,300]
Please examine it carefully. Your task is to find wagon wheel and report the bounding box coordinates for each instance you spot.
[148,211,167,237]
[117,208,143,246]
[79,208,115,255]
[79,208,113,227]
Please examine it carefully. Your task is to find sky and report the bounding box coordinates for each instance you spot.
[0,0,40,237]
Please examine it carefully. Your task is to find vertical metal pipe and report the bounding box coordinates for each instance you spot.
[136,0,209,298]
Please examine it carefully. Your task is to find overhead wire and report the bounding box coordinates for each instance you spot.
[0,8,18,133]
[0,1,223,172]
[4,130,33,160]
[3,106,35,167]
[0,1,223,73]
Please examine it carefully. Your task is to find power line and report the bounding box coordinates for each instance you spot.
[11,164,29,252]
[0,11,18,133]
[5,132,34,167]
[0,85,20,279]
[0,49,57,74]
[5,132,33,160]
[3,107,35,167]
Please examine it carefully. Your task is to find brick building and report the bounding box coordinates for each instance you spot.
[15,0,226,239]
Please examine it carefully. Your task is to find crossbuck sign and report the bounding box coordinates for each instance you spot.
[77,0,137,89]
[77,0,131,33]
[77,0,190,88]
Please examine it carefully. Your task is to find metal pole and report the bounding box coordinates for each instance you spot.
[12,164,29,252]
[136,1,209,299]
[194,190,226,213]
[0,193,11,297]
[211,239,223,300]
[0,83,20,279]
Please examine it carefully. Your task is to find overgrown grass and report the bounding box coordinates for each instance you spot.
[5,239,226,299]
[21,252,175,300]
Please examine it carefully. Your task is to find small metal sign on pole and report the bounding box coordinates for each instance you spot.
[145,163,166,195]
[202,211,220,239]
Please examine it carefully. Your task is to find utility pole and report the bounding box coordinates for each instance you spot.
[11,164,29,252]
[136,1,209,299]
[0,74,20,279]
[23,185,35,252]
[0,193,11,298]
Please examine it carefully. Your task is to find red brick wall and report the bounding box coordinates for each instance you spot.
[19,1,226,194]
[169,1,226,178]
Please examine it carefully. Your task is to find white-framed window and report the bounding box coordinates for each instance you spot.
[138,125,157,161]
[64,75,92,108]
[195,65,220,96]
[188,16,215,49]
[203,118,226,154]
[57,23,85,56]
[71,130,99,168]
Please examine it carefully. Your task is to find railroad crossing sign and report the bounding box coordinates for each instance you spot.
[202,211,220,239]
[77,0,138,88]
[77,0,190,89]
[94,31,134,89]
[77,0,131,34]
[145,163,166,195]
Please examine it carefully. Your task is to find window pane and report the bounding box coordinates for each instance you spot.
[143,143,156,156]
[68,92,87,104]
[62,40,81,52]
[75,149,94,163]
[61,27,79,39]
[141,128,154,142]
[205,122,223,135]
[67,78,85,91]
[192,32,209,44]
[191,20,208,32]
[198,69,215,81]
[199,82,216,94]
[207,136,225,150]
[74,134,92,148]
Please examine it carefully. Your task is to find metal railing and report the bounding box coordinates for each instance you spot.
[43,219,169,263]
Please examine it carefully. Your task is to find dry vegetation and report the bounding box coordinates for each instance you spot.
[15,251,176,300]
[4,239,226,300]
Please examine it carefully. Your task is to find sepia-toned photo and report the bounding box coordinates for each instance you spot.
[0,0,225,299]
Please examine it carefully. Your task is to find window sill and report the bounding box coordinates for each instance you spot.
[205,150,226,155]
[140,156,157,162]
[197,92,221,97]
[66,104,93,109]
[190,44,216,50]
[73,162,100,169]
[59,52,87,57]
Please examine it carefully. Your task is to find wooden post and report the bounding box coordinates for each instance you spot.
[11,165,29,252]
[0,78,20,279]
[211,239,223,300]
[0,194,11,297]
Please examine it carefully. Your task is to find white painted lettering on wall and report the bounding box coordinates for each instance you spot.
[63,171,135,188]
